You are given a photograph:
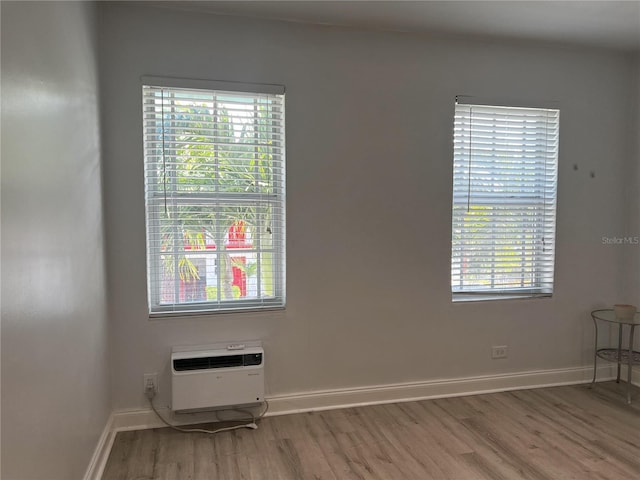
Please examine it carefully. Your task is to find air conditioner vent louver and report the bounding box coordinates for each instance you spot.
[173,353,262,371]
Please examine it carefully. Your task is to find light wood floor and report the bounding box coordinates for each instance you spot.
[103,382,640,479]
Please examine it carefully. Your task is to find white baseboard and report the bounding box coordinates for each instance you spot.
[110,364,614,432]
[110,404,239,432]
[620,365,640,387]
[266,365,614,416]
[83,413,116,480]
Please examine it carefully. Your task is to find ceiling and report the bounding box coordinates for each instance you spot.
[154,1,640,52]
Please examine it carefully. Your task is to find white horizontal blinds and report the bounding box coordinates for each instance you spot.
[451,102,559,297]
[143,83,285,314]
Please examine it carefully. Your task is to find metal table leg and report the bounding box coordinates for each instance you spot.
[617,324,623,383]
[591,318,599,388]
[628,325,635,404]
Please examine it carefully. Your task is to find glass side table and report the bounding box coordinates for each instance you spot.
[590,309,640,404]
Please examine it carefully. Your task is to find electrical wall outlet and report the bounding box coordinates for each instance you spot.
[143,373,158,394]
[491,345,508,359]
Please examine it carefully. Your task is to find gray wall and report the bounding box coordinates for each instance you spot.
[637,55,640,302]
[633,55,640,303]
[1,2,110,479]
[99,4,638,411]
[624,54,640,354]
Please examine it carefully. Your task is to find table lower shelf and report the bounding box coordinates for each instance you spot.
[596,348,640,365]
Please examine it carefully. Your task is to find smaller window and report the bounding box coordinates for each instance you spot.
[142,78,286,315]
[451,100,559,301]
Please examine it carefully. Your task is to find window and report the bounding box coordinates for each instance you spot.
[142,78,285,315]
[451,100,559,301]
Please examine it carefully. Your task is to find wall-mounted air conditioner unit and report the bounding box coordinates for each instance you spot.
[171,344,264,412]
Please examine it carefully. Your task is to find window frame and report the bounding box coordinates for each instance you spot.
[142,76,286,316]
[450,99,559,302]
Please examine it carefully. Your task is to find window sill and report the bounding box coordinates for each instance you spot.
[452,293,552,303]
[149,305,286,319]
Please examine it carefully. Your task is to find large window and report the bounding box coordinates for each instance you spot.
[451,100,559,300]
[143,78,285,315]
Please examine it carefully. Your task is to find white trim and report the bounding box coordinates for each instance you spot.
[455,94,560,109]
[112,408,165,432]
[620,365,640,387]
[265,365,612,416]
[111,406,237,432]
[82,413,116,480]
[110,365,614,432]
[141,75,285,95]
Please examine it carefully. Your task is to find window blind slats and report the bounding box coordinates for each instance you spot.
[143,83,286,315]
[451,102,559,299]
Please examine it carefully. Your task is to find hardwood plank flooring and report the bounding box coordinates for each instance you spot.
[103,382,640,479]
